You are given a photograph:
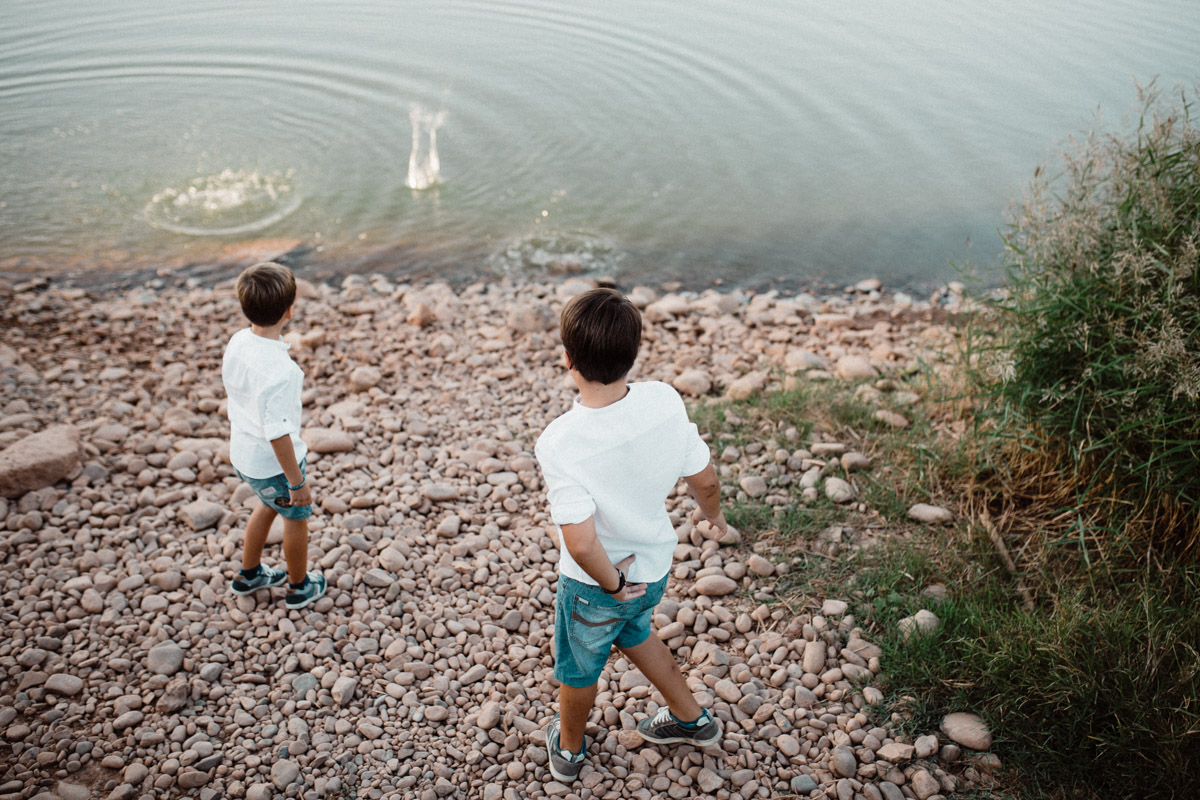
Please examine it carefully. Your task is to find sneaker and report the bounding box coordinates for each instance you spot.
[230,565,288,595]
[636,707,722,746]
[545,714,587,783]
[284,572,327,610]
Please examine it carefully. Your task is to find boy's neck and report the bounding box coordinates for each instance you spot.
[574,375,629,409]
[250,321,287,340]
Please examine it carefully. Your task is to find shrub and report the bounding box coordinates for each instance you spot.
[984,84,1200,559]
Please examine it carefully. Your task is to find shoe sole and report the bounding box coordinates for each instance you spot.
[285,583,327,610]
[637,728,722,746]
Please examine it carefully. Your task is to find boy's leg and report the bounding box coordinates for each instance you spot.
[281,517,308,585]
[559,682,597,753]
[242,502,278,571]
[617,635,702,722]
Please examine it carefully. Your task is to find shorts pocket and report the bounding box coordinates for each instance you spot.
[568,595,624,654]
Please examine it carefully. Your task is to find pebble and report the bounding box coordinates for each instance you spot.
[825,477,857,503]
[941,712,993,750]
[908,503,953,524]
[0,277,975,800]
[899,609,941,641]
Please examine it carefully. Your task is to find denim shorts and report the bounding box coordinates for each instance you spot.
[553,572,669,688]
[234,459,313,521]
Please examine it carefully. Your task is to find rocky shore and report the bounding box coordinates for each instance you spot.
[0,273,995,800]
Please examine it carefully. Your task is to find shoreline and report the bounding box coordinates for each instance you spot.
[0,236,975,301]
[0,274,971,799]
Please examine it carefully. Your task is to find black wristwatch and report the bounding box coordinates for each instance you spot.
[601,569,626,595]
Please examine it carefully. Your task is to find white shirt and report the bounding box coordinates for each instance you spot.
[535,381,712,585]
[221,328,307,479]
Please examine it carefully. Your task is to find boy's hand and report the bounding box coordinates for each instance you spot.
[610,554,646,603]
[289,484,313,508]
[692,508,728,537]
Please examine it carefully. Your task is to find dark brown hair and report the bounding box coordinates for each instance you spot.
[559,288,642,384]
[236,262,296,326]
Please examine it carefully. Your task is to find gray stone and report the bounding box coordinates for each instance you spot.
[331,676,357,706]
[835,356,877,380]
[739,475,768,498]
[824,477,857,503]
[44,673,83,696]
[271,759,300,790]
[831,744,857,777]
[147,642,184,676]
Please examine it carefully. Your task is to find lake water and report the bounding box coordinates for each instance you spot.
[2,0,1198,290]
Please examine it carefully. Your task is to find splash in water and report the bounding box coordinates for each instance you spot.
[407,105,447,190]
[143,168,302,236]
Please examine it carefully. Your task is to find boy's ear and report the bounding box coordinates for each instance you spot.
[284,305,294,321]
[563,350,574,371]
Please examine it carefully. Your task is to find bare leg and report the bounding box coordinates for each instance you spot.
[282,517,308,585]
[242,502,277,571]
[559,682,597,753]
[618,635,702,722]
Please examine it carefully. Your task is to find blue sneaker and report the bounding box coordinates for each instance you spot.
[546,715,587,783]
[636,707,722,746]
[230,565,288,595]
[285,572,327,610]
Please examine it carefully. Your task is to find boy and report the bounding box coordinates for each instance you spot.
[221,262,327,610]
[535,287,727,783]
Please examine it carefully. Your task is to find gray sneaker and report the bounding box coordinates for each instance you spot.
[636,707,722,746]
[230,565,288,595]
[284,572,327,610]
[545,715,587,783]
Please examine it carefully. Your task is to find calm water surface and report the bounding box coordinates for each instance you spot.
[2,0,1198,289]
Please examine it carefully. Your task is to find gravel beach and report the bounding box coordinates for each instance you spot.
[0,273,990,800]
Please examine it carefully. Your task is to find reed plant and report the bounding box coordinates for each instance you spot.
[978,84,1200,562]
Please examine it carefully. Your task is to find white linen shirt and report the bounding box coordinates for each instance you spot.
[535,381,712,585]
[222,328,307,479]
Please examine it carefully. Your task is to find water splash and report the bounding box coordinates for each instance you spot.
[407,105,447,190]
[143,168,302,235]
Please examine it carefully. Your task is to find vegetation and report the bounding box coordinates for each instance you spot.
[699,86,1200,799]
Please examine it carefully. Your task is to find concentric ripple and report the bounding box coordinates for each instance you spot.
[143,169,303,236]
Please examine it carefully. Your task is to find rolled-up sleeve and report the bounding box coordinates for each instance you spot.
[258,377,295,442]
[680,421,712,477]
[536,442,596,525]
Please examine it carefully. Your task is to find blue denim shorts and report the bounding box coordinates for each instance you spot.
[553,573,669,688]
[234,459,313,521]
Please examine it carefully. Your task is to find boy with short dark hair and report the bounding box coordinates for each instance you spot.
[222,262,327,610]
[535,287,727,783]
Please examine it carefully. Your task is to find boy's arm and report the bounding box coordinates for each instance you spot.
[270,435,313,508]
[684,462,726,534]
[560,517,646,602]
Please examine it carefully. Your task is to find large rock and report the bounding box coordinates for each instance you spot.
[303,428,355,453]
[824,477,857,503]
[179,500,224,531]
[0,424,80,498]
[940,712,993,750]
